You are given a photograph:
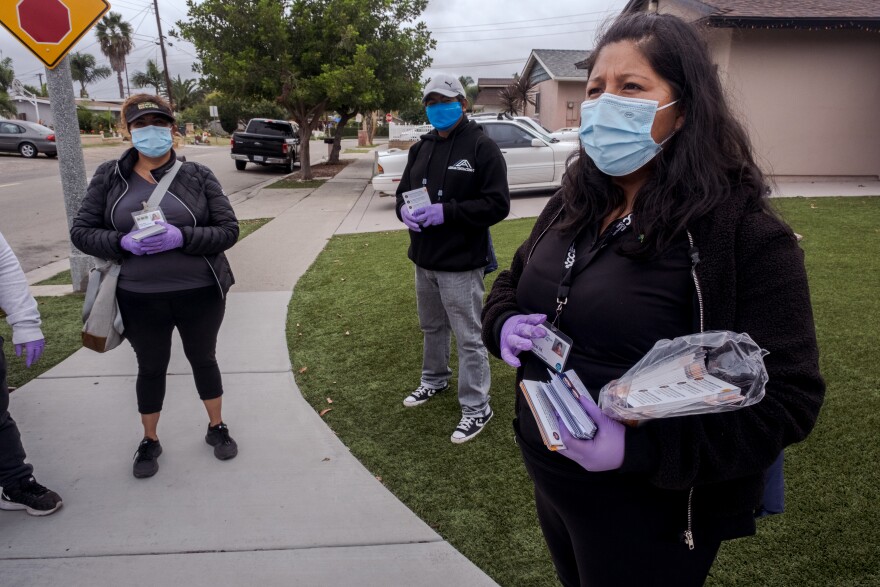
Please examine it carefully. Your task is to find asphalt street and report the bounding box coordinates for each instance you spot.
[0,142,333,272]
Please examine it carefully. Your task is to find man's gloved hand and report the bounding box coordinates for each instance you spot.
[120,231,149,256]
[556,396,626,472]
[15,338,45,368]
[141,222,184,255]
[413,203,444,227]
[400,205,421,232]
[500,313,547,368]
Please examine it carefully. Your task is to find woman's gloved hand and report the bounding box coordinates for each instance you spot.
[413,203,444,227]
[400,205,421,232]
[120,231,149,256]
[15,338,45,368]
[141,222,184,255]
[500,313,547,368]
[556,396,626,472]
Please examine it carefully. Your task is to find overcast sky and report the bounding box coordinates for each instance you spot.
[1,0,628,100]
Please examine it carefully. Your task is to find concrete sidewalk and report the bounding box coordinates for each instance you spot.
[0,155,498,586]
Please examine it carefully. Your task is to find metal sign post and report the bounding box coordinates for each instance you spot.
[45,56,92,292]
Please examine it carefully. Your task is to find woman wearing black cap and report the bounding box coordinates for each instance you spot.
[71,93,240,479]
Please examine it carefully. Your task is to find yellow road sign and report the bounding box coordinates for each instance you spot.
[0,0,111,69]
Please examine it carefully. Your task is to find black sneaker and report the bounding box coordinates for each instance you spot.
[450,407,493,444]
[402,383,449,407]
[0,476,63,516]
[205,422,238,460]
[133,437,162,478]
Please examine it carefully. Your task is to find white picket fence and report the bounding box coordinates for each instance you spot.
[389,122,433,140]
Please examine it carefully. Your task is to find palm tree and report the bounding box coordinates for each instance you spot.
[0,93,16,118]
[498,74,537,115]
[131,59,166,96]
[69,52,112,98]
[170,75,205,111]
[95,12,134,99]
[458,75,479,111]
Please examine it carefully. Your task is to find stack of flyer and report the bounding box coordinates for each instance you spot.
[519,369,597,450]
[600,348,744,421]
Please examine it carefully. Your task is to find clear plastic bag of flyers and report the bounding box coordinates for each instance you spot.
[598,331,769,422]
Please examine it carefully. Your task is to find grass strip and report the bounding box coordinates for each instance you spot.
[343,149,372,154]
[237,217,272,241]
[35,270,72,286]
[288,197,880,587]
[266,179,326,189]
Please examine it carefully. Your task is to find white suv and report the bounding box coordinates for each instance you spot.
[372,116,579,195]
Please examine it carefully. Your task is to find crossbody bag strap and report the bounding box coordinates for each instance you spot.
[144,160,183,209]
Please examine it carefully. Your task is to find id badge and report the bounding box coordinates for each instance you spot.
[132,207,166,230]
[402,187,431,213]
[530,321,573,372]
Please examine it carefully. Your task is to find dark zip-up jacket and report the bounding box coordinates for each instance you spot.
[395,119,510,271]
[482,190,824,526]
[70,148,238,296]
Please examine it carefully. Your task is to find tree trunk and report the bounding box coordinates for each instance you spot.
[299,125,313,180]
[116,71,125,99]
[328,112,354,165]
[365,111,375,146]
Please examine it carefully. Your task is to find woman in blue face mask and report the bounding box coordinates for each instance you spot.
[481,12,824,586]
[71,93,241,480]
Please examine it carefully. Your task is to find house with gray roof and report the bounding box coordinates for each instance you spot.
[474,77,516,114]
[621,0,880,178]
[520,49,591,132]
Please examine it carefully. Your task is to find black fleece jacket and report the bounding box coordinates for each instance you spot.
[482,191,825,520]
[395,118,510,271]
[70,148,238,296]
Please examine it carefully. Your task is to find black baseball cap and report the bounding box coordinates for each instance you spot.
[124,100,174,124]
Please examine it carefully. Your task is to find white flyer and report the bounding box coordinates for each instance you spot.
[402,187,432,213]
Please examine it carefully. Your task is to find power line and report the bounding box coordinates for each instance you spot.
[429,9,618,31]
[437,28,599,44]
[433,16,613,36]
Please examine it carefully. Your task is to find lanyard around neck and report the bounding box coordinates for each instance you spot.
[553,213,633,326]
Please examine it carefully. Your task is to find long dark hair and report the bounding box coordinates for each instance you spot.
[559,12,773,256]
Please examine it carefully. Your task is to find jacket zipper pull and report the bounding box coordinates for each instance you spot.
[683,529,695,551]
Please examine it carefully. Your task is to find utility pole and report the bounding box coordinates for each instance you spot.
[125,61,131,97]
[36,72,43,88]
[44,57,91,292]
[152,0,174,108]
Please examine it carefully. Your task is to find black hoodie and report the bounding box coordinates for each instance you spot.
[395,118,510,271]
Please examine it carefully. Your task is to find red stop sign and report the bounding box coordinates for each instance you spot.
[18,0,71,44]
[385,113,393,123]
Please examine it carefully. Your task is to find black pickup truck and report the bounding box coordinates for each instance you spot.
[230,118,299,172]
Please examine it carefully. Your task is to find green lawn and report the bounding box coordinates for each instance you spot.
[288,196,880,587]
[266,179,326,189]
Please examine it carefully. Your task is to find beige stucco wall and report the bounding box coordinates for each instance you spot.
[713,28,880,178]
[524,80,587,131]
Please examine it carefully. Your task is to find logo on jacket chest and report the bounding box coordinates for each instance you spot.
[448,159,475,172]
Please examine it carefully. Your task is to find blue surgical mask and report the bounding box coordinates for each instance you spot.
[425,101,463,131]
[579,94,679,176]
[131,125,173,158]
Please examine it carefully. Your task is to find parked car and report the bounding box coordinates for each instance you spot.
[230,118,299,172]
[551,127,580,142]
[372,116,579,195]
[0,120,57,158]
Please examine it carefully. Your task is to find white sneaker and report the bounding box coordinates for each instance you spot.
[451,408,493,444]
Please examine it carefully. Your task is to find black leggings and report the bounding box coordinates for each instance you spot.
[117,286,225,414]
[521,447,722,587]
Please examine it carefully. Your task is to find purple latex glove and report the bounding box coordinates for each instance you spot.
[412,203,444,227]
[556,395,626,472]
[120,232,149,256]
[15,338,45,368]
[140,222,184,255]
[400,205,421,232]
[500,313,547,368]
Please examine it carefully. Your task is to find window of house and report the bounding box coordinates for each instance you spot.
[534,93,541,114]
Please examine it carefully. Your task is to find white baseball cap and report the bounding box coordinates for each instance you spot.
[422,73,466,103]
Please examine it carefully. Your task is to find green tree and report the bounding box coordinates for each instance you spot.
[171,75,205,111]
[23,83,48,97]
[0,57,15,118]
[498,74,537,116]
[320,0,434,163]
[69,52,112,98]
[130,59,165,96]
[176,0,433,179]
[95,12,134,99]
